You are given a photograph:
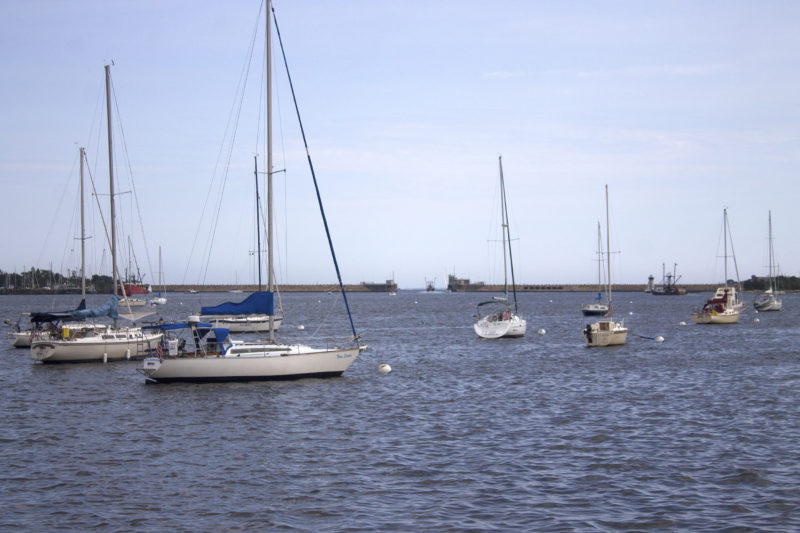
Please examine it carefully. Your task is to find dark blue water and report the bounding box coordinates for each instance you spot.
[2,291,799,531]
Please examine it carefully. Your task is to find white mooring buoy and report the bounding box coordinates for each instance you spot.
[538,328,546,335]
[754,318,760,323]
[297,325,305,331]
[378,363,392,375]
[679,321,687,326]
[655,336,665,343]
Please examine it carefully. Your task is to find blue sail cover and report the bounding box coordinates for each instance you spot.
[200,291,274,316]
[70,295,119,321]
[30,299,88,323]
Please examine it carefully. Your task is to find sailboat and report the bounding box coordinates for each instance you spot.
[8,147,96,349]
[691,208,744,324]
[753,211,782,312]
[139,0,364,383]
[474,156,526,339]
[30,66,162,363]
[583,185,627,347]
[150,246,167,305]
[581,221,609,316]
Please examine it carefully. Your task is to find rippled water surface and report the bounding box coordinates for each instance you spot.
[2,291,799,531]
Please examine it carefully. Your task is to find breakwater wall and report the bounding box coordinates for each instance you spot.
[163,283,721,293]
[0,283,733,294]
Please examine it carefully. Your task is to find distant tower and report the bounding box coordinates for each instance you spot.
[647,274,655,293]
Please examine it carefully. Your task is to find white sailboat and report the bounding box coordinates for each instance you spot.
[30,66,162,363]
[581,221,609,316]
[691,208,744,324]
[150,246,167,305]
[139,0,364,383]
[9,146,98,349]
[474,156,527,339]
[753,211,782,312]
[583,185,627,347]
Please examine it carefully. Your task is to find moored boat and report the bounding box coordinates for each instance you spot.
[139,318,360,383]
[474,156,527,339]
[30,66,162,362]
[691,208,744,324]
[583,185,627,347]
[140,0,363,383]
[753,211,782,312]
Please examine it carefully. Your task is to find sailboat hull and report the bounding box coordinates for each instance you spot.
[31,329,163,363]
[581,304,608,316]
[200,315,283,333]
[583,320,628,347]
[691,310,740,324]
[139,345,361,383]
[474,314,526,339]
[754,294,782,312]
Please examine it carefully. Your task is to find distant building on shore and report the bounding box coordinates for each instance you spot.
[360,279,398,292]
[447,274,485,292]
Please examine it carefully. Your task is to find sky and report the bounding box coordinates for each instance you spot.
[1,1,799,289]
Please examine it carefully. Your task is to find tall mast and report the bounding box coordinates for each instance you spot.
[266,0,275,342]
[723,208,728,286]
[79,147,86,301]
[596,221,602,296]
[158,245,163,291]
[254,155,262,290]
[105,64,118,328]
[605,184,612,315]
[499,156,508,299]
[498,156,519,313]
[768,211,774,291]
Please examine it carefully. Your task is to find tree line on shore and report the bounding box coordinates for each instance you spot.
[2,268,799,294]
[0,269,113,294]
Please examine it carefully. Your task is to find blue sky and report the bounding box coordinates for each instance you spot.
[1,1,798,288]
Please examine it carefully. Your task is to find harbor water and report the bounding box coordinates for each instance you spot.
[1,291,799,531]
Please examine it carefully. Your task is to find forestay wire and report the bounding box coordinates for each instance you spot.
[270,4,359,342]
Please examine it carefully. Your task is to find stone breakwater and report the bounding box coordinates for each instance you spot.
[0,283,737,294]
[161,283,723,293]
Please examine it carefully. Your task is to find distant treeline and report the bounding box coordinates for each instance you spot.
[742,275,800,291]
[0,269,113,293]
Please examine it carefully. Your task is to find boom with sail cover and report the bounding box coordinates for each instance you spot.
[200,291,274,316]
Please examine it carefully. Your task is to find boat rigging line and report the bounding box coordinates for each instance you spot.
[271,3,359,342]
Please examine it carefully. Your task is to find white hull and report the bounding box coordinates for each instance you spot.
[199,315,283,333]
[9,323,110,349]
[120,298,147,307]
[691,309,740,324]
[9,331,33,348]
[754,293,782,312]
[30,329,163,363]
[474,314,526,339]
[150,297,167,305]
[583,320,628,347]
[140,344,362,383]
